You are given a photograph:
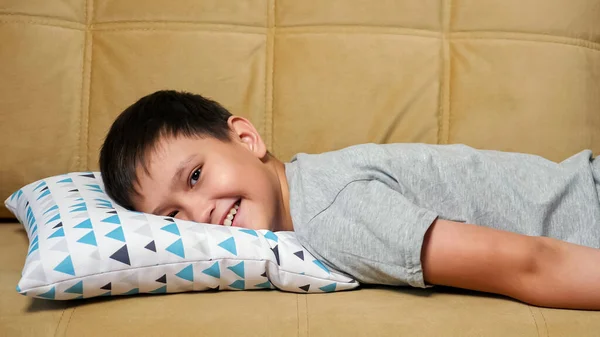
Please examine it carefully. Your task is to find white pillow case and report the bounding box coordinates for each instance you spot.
[4,172,358,300]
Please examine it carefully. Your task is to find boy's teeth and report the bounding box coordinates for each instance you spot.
[224,202,240,226]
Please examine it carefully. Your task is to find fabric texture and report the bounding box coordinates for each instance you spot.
[286,143,600,287]
[4,172,357,300]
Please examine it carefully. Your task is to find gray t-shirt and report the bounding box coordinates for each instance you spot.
[284,143,600,288]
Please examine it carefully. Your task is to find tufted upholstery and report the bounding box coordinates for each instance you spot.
[2,0,600,336]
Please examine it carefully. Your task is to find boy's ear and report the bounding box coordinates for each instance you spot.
[227,116,268,158]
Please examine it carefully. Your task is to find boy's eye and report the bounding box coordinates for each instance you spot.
[190,168,201,187]
[167,211,178,218]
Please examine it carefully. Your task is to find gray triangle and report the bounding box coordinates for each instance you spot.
[50,239,70,253]
[90,249,101,260]
[192,240,211,256]
[131,214,147,221]
[134,224,153,238]
[41,199,54,210]
[252,238,263,247]
[72,213,89,219]
[188,224,207,234]
[25,263,47,283]
[213,226,233,235]
[120,272,138,286]
[25,250,41,264]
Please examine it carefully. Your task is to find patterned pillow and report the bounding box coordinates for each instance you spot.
[4,172,358,300]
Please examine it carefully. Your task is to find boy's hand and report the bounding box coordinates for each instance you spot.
[421,218,600,310]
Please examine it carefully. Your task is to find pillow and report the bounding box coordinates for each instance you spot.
[4,172,358,300]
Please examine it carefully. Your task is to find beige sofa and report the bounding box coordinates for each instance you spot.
[2,0,600,336]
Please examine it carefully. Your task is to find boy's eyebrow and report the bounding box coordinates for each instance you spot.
[151,154,197,215]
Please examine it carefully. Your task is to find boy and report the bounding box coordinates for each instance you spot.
[100,90,600,310]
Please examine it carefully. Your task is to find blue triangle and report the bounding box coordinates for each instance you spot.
[218,237,237,255]
[227,261,245,278]
[165,238,185,258]
[240,229,258,237]
[319,283,336,292]
[28,242,39,255]
[70,202,86,208]
[58,178,73,183]
[46,213,61,223]
[100,291,112,297]
[255,281,272,289]
[31,225,38,235]
[175,265,194,282]
[49,227,65,239]
[54,256,75,275]
[229,280,245,290]
[74,218,93,229]
[263,231,278,242]
[150,285,167,294]
[313,260,330,274]
[36,190,51,200]
[38,286,55,299]
[32,236,39,245]
[16,284,21,293]
[202,261,220,279]
[43,205,59,215]
[77,231,97,246]
[121,288,139,296]
[161,223,180,236]
[69,206,87,213]
[105,226,126,242]
[102,214,121,224]
[65,281,83,294]
[34,181,46,191]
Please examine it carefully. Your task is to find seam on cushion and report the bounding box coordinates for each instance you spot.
[91,22,266,35]
[0,12,84,25]
[93,19,265,28]
[278,25,439,38]
[76,0,92,171]
[84,0,93,170]
[437,0,451,145]
[0,17,85,30]
[264,0,275,152]
[452,31,600,53]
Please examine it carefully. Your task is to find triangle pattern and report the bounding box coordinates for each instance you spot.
[65,281,83,294]
[105,226,126,242]
[271,245,280,265]
[150,285,167,294]
[48,227,65,239]
[229,280,245,290]
[299,284,311,292]
[165,238,185,258]
[217,237,237,255]
[294,251,305,261]
[144,240,156,252]
[37,286,55,299]
[202,262,220,279]
[74,219,93,229]
[45,213,61,224]
[50,239,70,252]
[121,288,139,296]
[313,260,330,274]
[53,256,75,275]
[319,283,337,292]
[255,281,272,289]
[263,230,279,242]
[110,245,131,265]
[120,273,138,285]
[53,222,63,229]
[227,261,245,278]
[102,214,121,224]
[100,291,112,297]
[26,263,47,282]
[77,231,97,246]
[240,229,258,237]
[175,265,194,282]
[89,249,101,260]
[156,274,167,283]
[134,224,153,237]
[161,223,180,236]
[101,282,112,290]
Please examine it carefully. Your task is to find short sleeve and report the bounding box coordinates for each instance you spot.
[296,179,438,288]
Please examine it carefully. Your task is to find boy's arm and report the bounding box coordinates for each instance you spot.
[421,219,600,310]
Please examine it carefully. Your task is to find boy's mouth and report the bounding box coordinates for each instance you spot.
[222,200,240,227]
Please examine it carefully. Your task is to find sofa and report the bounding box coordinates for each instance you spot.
[2,0,600,336]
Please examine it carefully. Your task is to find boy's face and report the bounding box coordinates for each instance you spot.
[131,117,291,232]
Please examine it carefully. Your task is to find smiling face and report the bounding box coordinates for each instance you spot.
[131,116,293,232]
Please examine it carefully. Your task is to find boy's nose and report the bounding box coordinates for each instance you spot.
[179,199,213,224]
